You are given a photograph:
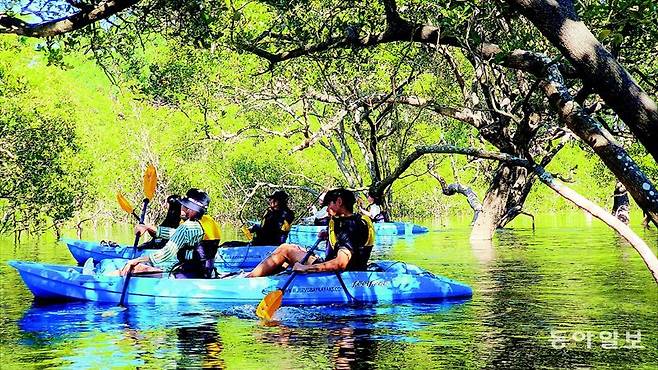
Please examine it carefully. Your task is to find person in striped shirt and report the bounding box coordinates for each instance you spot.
[134,194,182,249]
[113,189,210,276]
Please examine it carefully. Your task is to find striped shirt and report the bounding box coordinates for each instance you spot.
[155,226,176,240]
[148,220,204,271]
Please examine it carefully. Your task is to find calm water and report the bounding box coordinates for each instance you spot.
[1,215,656,369]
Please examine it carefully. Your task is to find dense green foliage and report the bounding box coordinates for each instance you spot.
[0,32,648,235]
[0,0,656,235]
[0,38,90,234]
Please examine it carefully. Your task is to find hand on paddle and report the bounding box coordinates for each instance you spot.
[119,259,140,276]
[135,224,156,237]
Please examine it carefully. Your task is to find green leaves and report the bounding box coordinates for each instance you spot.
[0,59,90,234]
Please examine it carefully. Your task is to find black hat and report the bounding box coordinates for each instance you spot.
[322,188,356,211]
[179,188,210,214]
[267,190,289,203]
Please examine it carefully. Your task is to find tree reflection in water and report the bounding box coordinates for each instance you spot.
[256,321,377,369]
[177,322,226,369]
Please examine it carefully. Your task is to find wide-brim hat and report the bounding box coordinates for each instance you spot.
[179,188,210,213]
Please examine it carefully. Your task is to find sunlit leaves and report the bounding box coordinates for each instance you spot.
[0,54,91,233]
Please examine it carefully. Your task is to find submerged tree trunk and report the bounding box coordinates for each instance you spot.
[471,164,530,240]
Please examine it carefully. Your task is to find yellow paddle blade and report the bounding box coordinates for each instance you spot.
[256,289,283,320]
[241,225,253,241]
[143,164,157,200]
[117,192,134,214]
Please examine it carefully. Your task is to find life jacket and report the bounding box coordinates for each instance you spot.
[361,214,376,247]
[252,208,295,246]
[173,215,222,279]
[368,204,388,223]
[327,214,375,271]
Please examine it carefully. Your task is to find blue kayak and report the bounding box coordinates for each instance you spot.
[8,260,472,306]
[63,238,282,269]
[288,222,429,238]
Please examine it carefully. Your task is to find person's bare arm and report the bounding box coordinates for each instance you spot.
[135,224,157,237]
[293,249,351,273]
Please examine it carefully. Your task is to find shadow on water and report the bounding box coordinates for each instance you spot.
[472,227,658,369]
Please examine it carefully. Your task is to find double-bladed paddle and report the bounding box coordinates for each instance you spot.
[117,192,139,221]
[119,164,157,307]
[117,192,140,221]
[256,238,324,320]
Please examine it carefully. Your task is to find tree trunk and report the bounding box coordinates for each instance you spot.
[507,0,658,161]
[471,164,530,240]
[540,64,658,224]
[534,166,658,283]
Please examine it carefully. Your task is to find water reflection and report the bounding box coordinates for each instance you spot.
[470,238,495,266]
[177,322,226,368]
[16,298,470,368]
[3,218,657,368]
[250,300,468,369]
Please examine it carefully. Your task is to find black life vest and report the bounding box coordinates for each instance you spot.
[326,214,375,271]
[172,215,222,279]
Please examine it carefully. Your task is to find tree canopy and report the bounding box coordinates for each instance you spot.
[0,0,656,241]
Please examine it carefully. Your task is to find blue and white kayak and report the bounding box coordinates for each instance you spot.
[8,260,472,306]
[63,238,282,270]
[288,221,428,239]
[391,222,429,235]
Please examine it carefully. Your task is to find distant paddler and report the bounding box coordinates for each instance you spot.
[358,191,388,223]
[248,190,295,246]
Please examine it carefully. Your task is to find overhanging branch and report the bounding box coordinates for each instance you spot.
[0,0,140,37]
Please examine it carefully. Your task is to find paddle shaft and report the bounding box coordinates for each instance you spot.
[118,264,134,307]
[278,238,323,292]
[120,198,150,306]
[334,271,358,303]
[130,198,150,258]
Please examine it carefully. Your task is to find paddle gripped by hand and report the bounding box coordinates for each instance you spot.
[255,237,325,321]
[119,164,157,307]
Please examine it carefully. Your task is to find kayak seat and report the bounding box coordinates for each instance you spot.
[367,260,436,277]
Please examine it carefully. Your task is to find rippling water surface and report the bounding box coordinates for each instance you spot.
[1,214,656,369]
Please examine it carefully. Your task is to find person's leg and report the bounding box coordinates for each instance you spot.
[105,262,162,276]
[246,243,310,277]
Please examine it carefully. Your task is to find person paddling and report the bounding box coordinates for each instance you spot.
[249,190,295,246]
[109,188,220,277]
[134,194,182,249]
[612,181,630,224]
[359,192,387,223]
[246,188,374,277]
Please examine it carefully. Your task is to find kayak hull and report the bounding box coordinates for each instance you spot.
[8,260,472,306]
[63,238,281,269]
[288,222,429,239]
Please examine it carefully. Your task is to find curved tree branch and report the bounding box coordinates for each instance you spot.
[506,0,658,161]
[0,0,140,37]
[379,144,658,283]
